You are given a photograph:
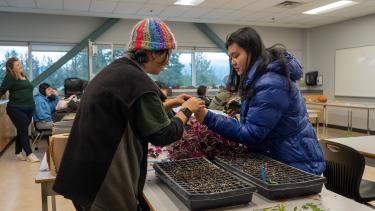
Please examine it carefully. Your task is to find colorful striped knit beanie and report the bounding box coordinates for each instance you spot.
[128,17,177,51]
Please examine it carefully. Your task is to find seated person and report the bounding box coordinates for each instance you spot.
[208,88,234,111]
[33,83,60,130]
[197,85,212,107]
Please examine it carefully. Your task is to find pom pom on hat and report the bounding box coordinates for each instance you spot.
[128,17,177,51]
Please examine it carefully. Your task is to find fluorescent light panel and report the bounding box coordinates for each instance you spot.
[303,0,357,15]
[174,0,205,6]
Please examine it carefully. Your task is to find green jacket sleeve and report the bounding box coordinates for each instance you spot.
[131,93,184,146]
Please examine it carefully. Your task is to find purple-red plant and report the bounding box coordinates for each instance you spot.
[148,146,164,158]
[168,119,247,160]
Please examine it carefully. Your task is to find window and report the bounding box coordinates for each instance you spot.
[149,51,229,89]
[0,45,28,81]
[151,53,192,88]
[42,49,89,91]
[114,46,126,59]
[195,52,229,88]
[31,44,75,81]
[92,44,113,75]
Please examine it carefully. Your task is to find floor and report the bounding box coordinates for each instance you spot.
[0,127,374,211]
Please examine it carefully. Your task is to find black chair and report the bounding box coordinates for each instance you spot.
[320,139,375,204]
[64,78,87,98]
[31,119,52,151]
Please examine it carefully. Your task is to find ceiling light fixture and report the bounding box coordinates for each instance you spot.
[303,0,357,15]
[174,0,205,6]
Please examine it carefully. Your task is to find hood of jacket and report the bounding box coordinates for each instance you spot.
[244,52,303,88]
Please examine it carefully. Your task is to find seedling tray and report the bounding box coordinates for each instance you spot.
[213,154,326,200]
[153,157,256,210]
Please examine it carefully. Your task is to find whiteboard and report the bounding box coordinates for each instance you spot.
[335,45,375,98]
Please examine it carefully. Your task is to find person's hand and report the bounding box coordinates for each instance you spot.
[181,97,205,113]
[67,95,78,102]
[195,108,208,123]
[226,109,238,117]
[174,94,192,106]
[52,89,59,96]
[225,99,240,117]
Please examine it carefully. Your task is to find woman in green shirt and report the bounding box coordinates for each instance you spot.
[0,57,39,162]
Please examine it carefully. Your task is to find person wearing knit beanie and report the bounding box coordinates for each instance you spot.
[127,17,178,74]
[54,17,205,211]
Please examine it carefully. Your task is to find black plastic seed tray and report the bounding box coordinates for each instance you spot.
[213,154,326,200]
[153,157,256,210]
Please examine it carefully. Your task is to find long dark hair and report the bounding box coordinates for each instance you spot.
[226,27,290,99]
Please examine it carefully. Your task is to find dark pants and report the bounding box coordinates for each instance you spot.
[6,105,33,155]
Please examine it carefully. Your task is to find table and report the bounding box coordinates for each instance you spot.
[326,136,375,159]
[307,109,320,137]
[35,154,57,211]
[61,112,75,121]
[143,171,374,211]
[0,99,16,153]
[306,102,375,136]
[35,151,375,211]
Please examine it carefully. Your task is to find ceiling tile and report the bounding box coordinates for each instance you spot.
[217,0,257,10]
[244,11,276,21]
[136,4,167,16]
[200,8,234,19]
[64,0,90,11]
[159,5,191,17]
[7,0,36,8]
[218,9,251,21]
[113,2,143,14]
[117,0,147,2]
[90,0,117,13]
[198,0,228,9]
[242,0,285,12]
[178,7,211,18]
[149,0,176,5]
[35,0,63,10]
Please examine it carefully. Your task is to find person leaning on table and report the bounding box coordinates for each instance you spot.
[0,57,40,163]
[53,17,205,211]
[194,27,326,175]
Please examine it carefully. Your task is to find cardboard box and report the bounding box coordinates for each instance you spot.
[48,133,69,176]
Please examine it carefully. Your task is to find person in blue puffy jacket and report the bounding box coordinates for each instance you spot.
[195,27,325,175]
[33,83,60,130]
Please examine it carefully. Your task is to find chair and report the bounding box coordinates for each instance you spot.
[64,77,87,98]
[320,139,375,204]
[31,119,52,151]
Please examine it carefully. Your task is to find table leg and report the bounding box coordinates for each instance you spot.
[347,110,353,136]
[41,183,48,211]
[323,105,328,137]
[52,196,56,211]
[316,116,319,139]
[367,109,370,135]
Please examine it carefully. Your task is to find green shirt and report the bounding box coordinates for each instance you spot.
[0,74,34,107]
[132,92,171,138]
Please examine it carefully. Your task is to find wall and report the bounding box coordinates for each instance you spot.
[307,13,375,131]
[0,12,305,64]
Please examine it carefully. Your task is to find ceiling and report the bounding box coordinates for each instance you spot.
[1,0,375,28]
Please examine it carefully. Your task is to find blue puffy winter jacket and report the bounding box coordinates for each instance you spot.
[203,53,326,175]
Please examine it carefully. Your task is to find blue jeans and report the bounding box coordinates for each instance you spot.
[6,105,33,155]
